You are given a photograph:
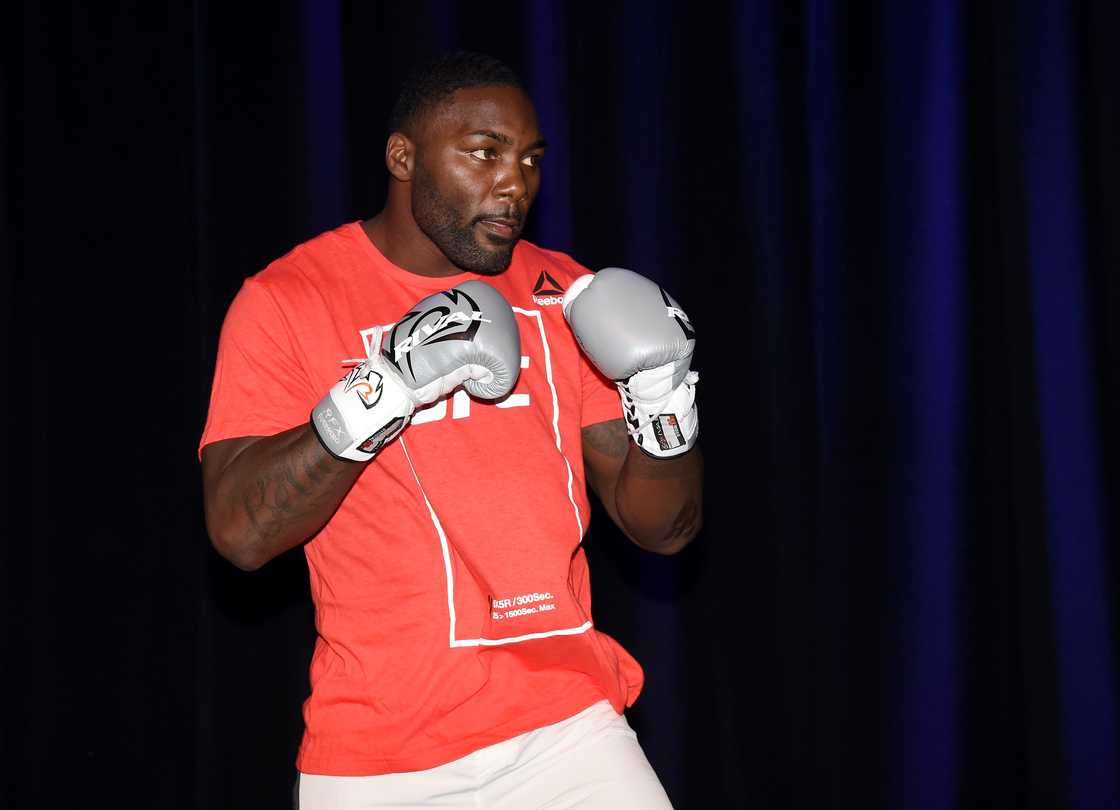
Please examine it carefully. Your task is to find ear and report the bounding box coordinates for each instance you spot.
[385,132,414,181]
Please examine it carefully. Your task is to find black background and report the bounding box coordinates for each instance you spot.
[4,1,1120,807]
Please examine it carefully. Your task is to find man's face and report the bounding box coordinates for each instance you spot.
[409,85,546,275]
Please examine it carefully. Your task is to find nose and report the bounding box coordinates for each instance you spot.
[492,157,529,204]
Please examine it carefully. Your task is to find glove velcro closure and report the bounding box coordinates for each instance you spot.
[618,368,699,458]
[311,355,416,462]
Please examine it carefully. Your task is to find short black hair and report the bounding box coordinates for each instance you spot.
[388,51,526,136]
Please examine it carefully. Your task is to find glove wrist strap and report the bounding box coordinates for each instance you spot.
[619,373,700,459]
[310,327,417,462]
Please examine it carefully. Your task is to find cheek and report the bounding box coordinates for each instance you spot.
[523,173,542,206]
[441,163,487,199]
[420,153,482,212]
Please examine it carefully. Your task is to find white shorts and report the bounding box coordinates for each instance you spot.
[297,700,673,809]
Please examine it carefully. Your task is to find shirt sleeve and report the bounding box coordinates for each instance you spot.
[579,347,623,428]
[199,277,317,455]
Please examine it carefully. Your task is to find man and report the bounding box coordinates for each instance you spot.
[200,51,702,808]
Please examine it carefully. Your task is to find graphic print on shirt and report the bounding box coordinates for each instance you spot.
[364,307,593,648]
[531,270,566,306]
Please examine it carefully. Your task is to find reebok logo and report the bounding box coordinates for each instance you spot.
[532,271,565,306]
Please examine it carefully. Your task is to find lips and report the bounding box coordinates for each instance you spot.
[476,215,521,241]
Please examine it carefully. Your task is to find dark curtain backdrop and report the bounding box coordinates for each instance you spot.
[4,1,1119,808]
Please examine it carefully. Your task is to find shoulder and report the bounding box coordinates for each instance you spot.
[225,223,366,331]
[251,222,364,293]
[513,240,593,285]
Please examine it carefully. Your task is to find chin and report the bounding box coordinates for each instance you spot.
[462,242,516,275]
[469,258,513,276]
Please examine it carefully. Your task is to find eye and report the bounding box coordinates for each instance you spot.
[468,148,496,160]
[521,154,543,168]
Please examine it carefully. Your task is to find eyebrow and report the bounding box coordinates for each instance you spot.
[468,130,548,151]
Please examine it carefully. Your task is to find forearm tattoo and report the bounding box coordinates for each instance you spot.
[582,419,630,458]
[584,419,701,480]
[240,437,352,548]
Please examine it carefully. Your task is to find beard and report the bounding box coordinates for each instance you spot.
[411,164,518,275]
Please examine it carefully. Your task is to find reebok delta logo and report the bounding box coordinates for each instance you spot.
[532,271,565,306]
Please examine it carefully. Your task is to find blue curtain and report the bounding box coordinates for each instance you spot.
[5,1,1117,807]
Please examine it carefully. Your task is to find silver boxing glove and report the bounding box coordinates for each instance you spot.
[563,267,698,458]
[312,280,521,461]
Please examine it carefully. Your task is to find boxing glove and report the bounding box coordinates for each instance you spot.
[563,267,698,458]
[312,280,521,461]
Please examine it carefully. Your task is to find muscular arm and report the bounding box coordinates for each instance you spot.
[201,425,366,571]
[582,419,703,555]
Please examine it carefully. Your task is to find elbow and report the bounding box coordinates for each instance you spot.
[645,514,702,556]
[224,543,267,572]
[612,452,704,557]
[623,502,702,556]
[204,506,265,572]
[211,532,266,572]
[668,520,703,555]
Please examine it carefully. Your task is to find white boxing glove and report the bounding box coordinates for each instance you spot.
[312,280,521,461]
[563,267,699,458]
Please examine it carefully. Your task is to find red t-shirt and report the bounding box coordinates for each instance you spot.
[200,222,643,775]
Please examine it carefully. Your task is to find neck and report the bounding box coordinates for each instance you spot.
[362,183,464,278]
